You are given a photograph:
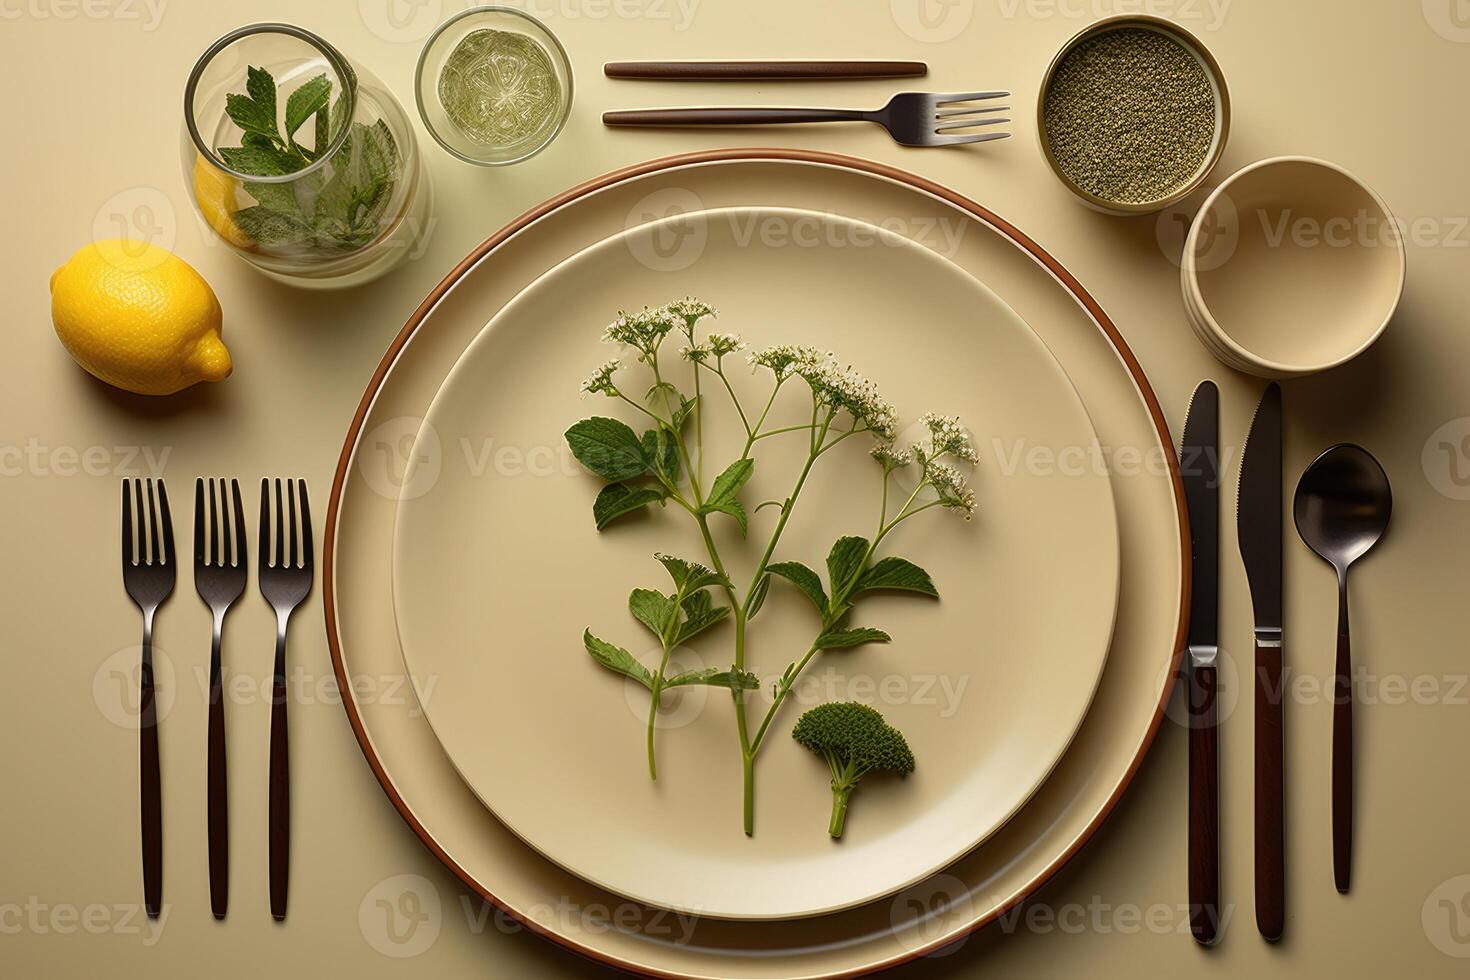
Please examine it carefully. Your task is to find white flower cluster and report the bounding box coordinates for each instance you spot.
[580,358,621,397]
[869,442,914,470]
[747,346,898,439]
[924,459,977,518]
[602,307,684,354]
[665,297,718,328]
[680,331,745,364]
[918,413,980,465]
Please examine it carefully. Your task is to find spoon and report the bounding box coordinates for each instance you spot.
[1293,444,1392,894]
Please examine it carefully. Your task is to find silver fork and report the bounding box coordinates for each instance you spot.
[603,91,1011,147]
[258,478,312,921]
[194,479,246,920]
[121,478,175,920]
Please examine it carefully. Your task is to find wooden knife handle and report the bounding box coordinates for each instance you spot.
[1333,593,1353,894]
[604,107,866,127]
[604,60,927,80]
[1255,638,1285,941]
[1188,661,1220,945]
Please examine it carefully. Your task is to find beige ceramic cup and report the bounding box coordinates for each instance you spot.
[1181,156,1406,378]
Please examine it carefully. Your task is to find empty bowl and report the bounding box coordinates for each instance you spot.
[1182,156,1405,378]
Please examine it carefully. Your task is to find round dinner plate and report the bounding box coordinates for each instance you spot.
[325,150,1187,978]
[390,206,1120,920]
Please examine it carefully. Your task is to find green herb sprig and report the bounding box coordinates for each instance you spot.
[565,298,978,835]
[213,66,399,253]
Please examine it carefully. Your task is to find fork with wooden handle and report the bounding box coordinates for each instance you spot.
[121,479,175,920]
[259,479,313,921]
[194,479,246,919]
[603,91,1010,147]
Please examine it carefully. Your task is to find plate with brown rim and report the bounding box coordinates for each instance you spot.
[389,205,1120,920]
[326,150,1186,977]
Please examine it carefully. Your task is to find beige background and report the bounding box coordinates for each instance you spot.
[2,0,1467,976]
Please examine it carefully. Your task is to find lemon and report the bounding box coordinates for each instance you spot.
[192,154,255,251]
[50,240,233,396]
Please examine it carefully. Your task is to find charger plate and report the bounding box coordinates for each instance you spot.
[390,206,1120,920]
[326,149,1188,978]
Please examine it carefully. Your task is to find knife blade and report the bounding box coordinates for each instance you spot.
[1237,381,1284,941]
[1180,380,1220,946]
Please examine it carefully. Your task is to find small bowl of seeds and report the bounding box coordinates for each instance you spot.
[1039,15,1229,214]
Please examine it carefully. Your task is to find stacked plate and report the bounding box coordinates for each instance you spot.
[326,150,1187,977]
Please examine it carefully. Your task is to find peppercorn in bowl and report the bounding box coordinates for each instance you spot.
[1039,16,1229,214]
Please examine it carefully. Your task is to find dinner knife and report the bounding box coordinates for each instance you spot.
[1237,382,1284,941]
[1181,380,1220,946]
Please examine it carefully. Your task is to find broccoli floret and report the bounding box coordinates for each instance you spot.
[792,702,915,838]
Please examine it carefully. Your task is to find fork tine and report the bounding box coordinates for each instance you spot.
[935,91,1009,106]
[299,481,313,571]
[134,480,146,564]
[209,478,220,567]
[287,479,299,568]
[124,480,136,567]
[158,481,174,566]
[195,479,206,564]
[218,479,231,567]
[231,480,246,570]
[274,479,285,569]
[934,131,1013,146]
[145,480,160,566]
[259,478,270,574]
[936,117,1011,134]
[936,105,1009,119]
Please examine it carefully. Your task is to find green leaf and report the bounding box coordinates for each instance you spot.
[697,458,754,534]
[826,536,871,597]
[231,206,314,248]
[246,65,277,126]
[640,428,680,485]
[583,630,653,689]
[313,105,329,156]
[664,667,759,691]
[655,554,727,592]
[225,91,278,140]
[814,627,892,650]
[746,572,772,620]
[592,483,664,530]
[566,417,649,481]
[285,73,332,137]
[218,143,297,177]
[360,119,399,183]
[854,557,939,598]
[629,589,678,641]
[670,394,698,430]
[242,179,300,213]
[674,602,729,645]
[765,561,828,615]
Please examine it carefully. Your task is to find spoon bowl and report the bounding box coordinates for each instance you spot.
[1294,445,1393,573]
[1292,443,1391,895]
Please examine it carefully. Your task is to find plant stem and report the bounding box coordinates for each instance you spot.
[828,783,854,838]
